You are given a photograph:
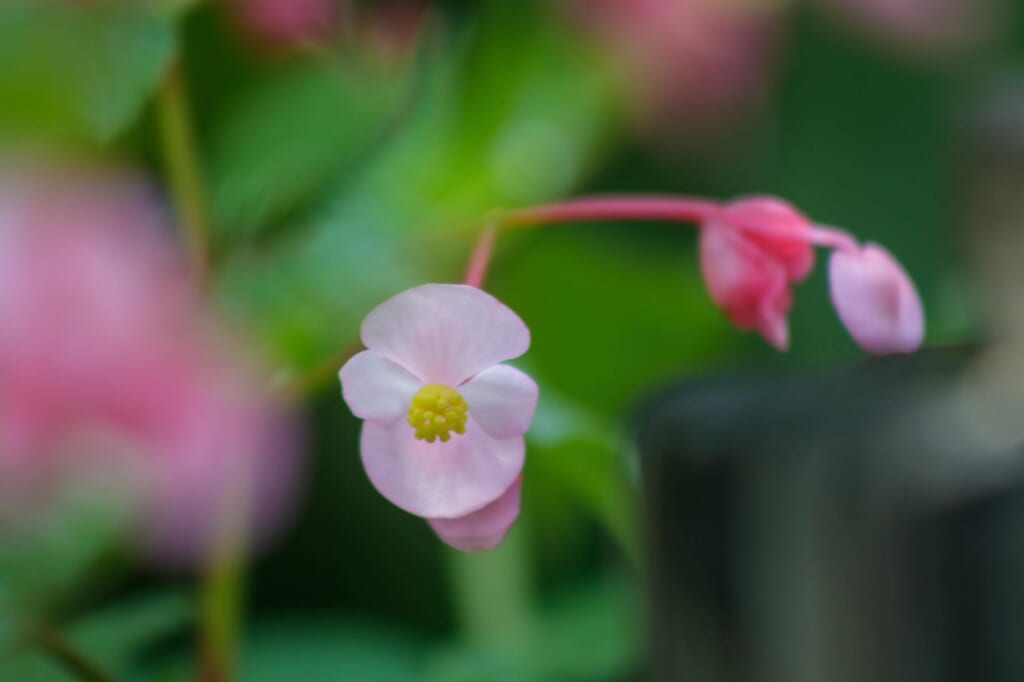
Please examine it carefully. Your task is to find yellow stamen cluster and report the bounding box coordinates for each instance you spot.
[407,383,468,443]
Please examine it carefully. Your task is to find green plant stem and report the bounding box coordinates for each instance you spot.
[448,521,534,647]
[156,62,210,287]
[198,489,249,682]
[32,626,117,682]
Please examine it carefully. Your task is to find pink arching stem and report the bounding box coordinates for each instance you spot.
[463,195,721,288]
[501,195,721,229]
[462,195,864,289]
[463,223,498,288]
[806,224,860,253]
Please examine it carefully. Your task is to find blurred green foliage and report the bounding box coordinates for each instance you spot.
[0,1,175,143]
[206,57,409,242]
[0,591,190,682]
[0,0,1004,678]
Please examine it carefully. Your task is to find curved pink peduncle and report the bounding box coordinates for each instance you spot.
[463,223,498,288]
[462,195,859,291]
[501,195,722,228]
[805,224,861,253]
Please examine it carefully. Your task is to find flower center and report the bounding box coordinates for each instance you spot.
[407,384,468,443]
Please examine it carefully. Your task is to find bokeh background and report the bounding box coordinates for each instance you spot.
[0,0,1013,679]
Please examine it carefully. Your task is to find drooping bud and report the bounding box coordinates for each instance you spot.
[829,243,925,354]
[716,197,816,279]
[699,197,815,350]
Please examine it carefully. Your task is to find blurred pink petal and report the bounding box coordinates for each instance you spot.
[570,0,780,135]
[829,243,925,354]
[228,0,339,47]
[461,365,539,440]
[340,284,536,538]
[699,197,815,350]
[817,0,1003,54]
[360,283,530,386]
[428,477,522,552]
[0,163,301,567]
[357,0,428,66]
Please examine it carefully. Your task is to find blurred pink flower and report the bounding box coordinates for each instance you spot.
[816,0,1004,54]
[569,0,780,135]
[357,0,428,66]
[699,197,816,350]
[428,477,522,552]
[0,164,301,566]
[830,243,924,353]
[339,284,537,548]
[227,0,340,48]
[698,196,924,354]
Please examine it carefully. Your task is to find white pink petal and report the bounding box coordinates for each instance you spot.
[428,477,522,552]
[829,243,925,354]
[339,350,422,426]
[360,283,530,386]
[460,365,539,439]
[359,417,525,519]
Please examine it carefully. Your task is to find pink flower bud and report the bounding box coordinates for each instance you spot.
[829,243,925,354]
[699,197,815,350]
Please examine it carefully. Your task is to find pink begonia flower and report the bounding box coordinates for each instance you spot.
[358,0,427,66]
[699,197,816,350]
[816,0,1003,55]
[428,477,522,552]
[829,243,925,354]
[339,284,538,548]
[698,196,925,354]
[227,0,339,47]
[568,0,780,135]
[0,165,301,567]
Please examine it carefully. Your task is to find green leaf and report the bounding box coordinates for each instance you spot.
[206,57,410,243]
[0,591,191,682]
[492,229,730,414]
[0,1,175,143]
[239,619,424,682]
[214,193,441,372]
[152,0,204,21]
[350,2,618,228]
[68,591,192,669]
[0,483,132,611]
[534,576,641,681]
[526,388,637,560]
[426,575,640,682]
[213,4,617,375]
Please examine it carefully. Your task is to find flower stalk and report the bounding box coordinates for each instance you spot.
[448,522,534,645]
[198,487,250,682]
[501,195,720,228]
[156,63,211,288]
[463,222,499,289]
